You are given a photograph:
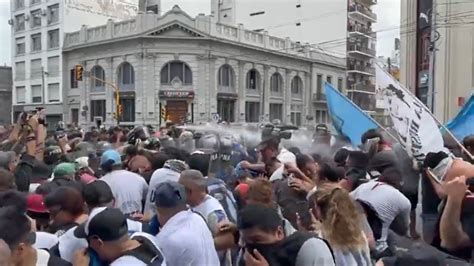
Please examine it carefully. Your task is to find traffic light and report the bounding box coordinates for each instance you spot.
[160,107,167,119]
[75,65,84,81]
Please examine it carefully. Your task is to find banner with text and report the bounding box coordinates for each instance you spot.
[376,63,444,162]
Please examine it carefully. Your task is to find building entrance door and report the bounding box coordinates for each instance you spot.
[166,101,188,124]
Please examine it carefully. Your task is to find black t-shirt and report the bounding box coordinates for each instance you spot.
[421,172,441,214]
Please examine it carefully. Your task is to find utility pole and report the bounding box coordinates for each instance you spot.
[428,0,437,113]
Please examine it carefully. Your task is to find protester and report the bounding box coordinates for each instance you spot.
[144,159,188,219]
[36,162,83,194]
[99,150,148,216]
[0,169,15,191]
[154,181,220,265]
[237,204,335,266]
[340,151,369,191]
[179,169,234,264]
[73,207,166,265]
[0,207,70,266]
[437,175,474,260]
[247,178,296,235]
[350,170,411,258]
[309,184,372,265]
[44,187,88,237]
[462,135,474,163]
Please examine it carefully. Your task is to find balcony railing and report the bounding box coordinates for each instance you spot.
[350,82,376,93]
[347,64,376,75]
[348,44,376,57]
[348,24,374,36]
[349,4,377,20]
[312,93,327,102]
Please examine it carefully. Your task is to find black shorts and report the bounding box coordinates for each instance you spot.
[403,191,419,211]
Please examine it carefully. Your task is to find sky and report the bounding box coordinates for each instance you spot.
[0,0,400,66]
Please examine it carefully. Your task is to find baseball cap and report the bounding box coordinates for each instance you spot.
[100,150,122,167]
[75,157,90,170]
[163,159,188,174]
[53,163,76,177]
[0,151,15,169]
[26,193,48,213]
[154,181,187,208]
[82,180,114,207]
[74,207,128,241]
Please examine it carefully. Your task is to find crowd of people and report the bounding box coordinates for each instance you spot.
[0,111,474,266]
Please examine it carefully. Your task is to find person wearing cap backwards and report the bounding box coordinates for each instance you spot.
[99,150,148,216]
[154,181,219,265]
[73,207,166,266]
[52,180,150,264]
[0,207,70,266]
[36,162,83,194]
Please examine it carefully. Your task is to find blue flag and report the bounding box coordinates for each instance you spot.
[324,82,379,147]
[446,94,474,141]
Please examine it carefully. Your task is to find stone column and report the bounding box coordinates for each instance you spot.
[284,69,291,124]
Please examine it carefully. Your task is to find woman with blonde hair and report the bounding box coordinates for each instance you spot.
[309,184,372,266]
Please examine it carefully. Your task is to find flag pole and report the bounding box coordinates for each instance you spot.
[376,63,474,160]
[325,82,399,143]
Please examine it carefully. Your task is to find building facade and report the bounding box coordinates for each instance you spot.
[0,66,13,125]
[9,0,139,129]
[62,6,346,127]
[346,0,378,113]
[400,0,474,123]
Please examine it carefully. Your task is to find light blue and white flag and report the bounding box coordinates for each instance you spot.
[446,94,474,141]
[324,82,378,147]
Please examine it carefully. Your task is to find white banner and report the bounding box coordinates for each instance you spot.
[376,64,445,162]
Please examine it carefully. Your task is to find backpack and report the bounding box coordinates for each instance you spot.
[122,233,165,265]
[206,177,238,223]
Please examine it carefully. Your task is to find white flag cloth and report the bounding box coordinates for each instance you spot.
[376,64,445,162]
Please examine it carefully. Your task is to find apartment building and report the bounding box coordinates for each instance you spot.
[9,0,139,129]
[346,0,378,113]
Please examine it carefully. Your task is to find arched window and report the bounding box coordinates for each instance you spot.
[218,64,235,88]
[246,69,260,90]
[90,65,105,92]
[117,62,135,90]
[291,76,303,95]
[270,73,283,92]
[161,61,192,85]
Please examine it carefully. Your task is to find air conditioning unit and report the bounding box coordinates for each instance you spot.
[7,19,13,25]
[24,15,30,21]
[41,9,47,16]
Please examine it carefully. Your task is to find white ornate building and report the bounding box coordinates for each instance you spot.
[62,6,346,127]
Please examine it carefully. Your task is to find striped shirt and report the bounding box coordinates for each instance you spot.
[350,180,411,252]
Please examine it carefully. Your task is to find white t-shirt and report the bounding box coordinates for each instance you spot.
[192,195,227,231]
[100,170,148,214]
[156,210,219,266]
[34,232,59,250]
[144,168,181,215]
[192,195,230,266]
